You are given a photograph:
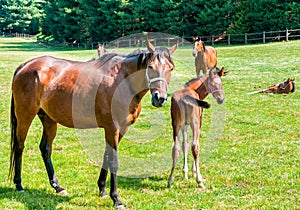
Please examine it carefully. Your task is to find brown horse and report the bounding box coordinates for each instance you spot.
[192,37,217,77]
[248,78,295,94]
[10,40,177,208]
[97,43,107,57]
[167,67,225,189]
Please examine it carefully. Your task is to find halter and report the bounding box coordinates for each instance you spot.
[145,62,168,89]
[206,77,223,95]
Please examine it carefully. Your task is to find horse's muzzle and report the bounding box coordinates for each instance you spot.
[152,91,167,107]
[216,97,224,104]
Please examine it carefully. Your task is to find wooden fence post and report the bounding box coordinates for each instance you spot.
[263,31,265,43]
[227,34,230,45]
[286,29,289,41]
[245,33,247,44]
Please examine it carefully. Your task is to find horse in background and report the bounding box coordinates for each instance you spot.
[168,67,225,189]
[248,78,295,94]
[97,43,109,57]
[192,37,217,77]
[10,40,177,208]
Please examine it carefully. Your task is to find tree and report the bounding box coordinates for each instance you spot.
[0,0,44,34]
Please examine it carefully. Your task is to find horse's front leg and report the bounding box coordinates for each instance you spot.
[101,129,123,208]
[97,155,108,197]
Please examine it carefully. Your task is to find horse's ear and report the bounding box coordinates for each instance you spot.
[218,67,225,77]
[169,44,177,55]
[192,37,196,42]
[146,40,155,53]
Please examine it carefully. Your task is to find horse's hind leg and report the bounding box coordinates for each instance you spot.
[12,117,35,192]
[191,124,206,189]
[167,125,180,188]
[182,125,189,180]
[38,110,66,194]
[10,95,39,192]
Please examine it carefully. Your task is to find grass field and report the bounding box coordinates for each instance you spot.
[0,37,299,209]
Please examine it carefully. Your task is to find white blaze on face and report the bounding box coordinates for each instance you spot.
[160,57,165,65]
[213,77,222,85]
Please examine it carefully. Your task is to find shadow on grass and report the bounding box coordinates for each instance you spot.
[0,41,76,52]
[118,175,166,192]
[0,187,72,209]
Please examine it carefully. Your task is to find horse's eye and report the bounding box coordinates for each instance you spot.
[171,67,174,71]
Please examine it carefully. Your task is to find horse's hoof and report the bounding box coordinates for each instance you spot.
[198,183,207,191]
[100,190,107,198]
[17,190,25,194]
[58,189,68,196]
[115,204,126,210]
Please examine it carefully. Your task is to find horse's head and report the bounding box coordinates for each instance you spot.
[146,40,177,107]
[97,43,106,57]
[192,36,205,57]
[281,78,295,93]
[206,67,225,104]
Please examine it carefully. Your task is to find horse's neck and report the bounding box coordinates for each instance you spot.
[195,77,209,100]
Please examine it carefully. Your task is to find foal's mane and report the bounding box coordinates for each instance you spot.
[184,76,207,90]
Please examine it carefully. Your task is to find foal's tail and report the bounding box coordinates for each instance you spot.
[182,95,211,109]
[9,93,17,180]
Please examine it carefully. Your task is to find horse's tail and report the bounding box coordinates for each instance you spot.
[182,95,210,109]
[9,93,17,180]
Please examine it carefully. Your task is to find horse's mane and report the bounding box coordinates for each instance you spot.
[184,76,207,91]
[94,47,173,70]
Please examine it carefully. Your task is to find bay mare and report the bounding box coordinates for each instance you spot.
[168,67,225,189]
[10,40,177,208]
[192,37,217,77]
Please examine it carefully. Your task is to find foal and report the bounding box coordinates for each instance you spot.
[168,67,225,189]
[192,37,217,77]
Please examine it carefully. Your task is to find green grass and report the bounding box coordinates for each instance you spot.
[0,37,299,209]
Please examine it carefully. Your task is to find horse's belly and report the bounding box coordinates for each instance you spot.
[41,90,102,129]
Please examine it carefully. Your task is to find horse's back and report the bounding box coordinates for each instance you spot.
[171,88,201,129]
[205,46,217,67]
[12,56,109,128]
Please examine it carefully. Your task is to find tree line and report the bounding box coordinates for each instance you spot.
[1,0,299,43]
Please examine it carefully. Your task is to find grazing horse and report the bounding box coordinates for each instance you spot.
[192,37,217,77]
[10,40,177,208]
[167,67,225,189]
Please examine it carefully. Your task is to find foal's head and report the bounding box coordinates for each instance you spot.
[145,40,177,107]
[206,67,225,104]
[192,36,205,57]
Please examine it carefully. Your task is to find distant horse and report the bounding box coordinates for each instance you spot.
[192,37,217,77]
[248,78,295,94]
[168,67,225,189]
[10,40,177,208]
[97,43,107,57]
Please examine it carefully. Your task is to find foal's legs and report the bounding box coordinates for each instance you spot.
[167,125,180,188]
[191,124,206,189]
[182,125,189,180]
[38,111,66,194]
